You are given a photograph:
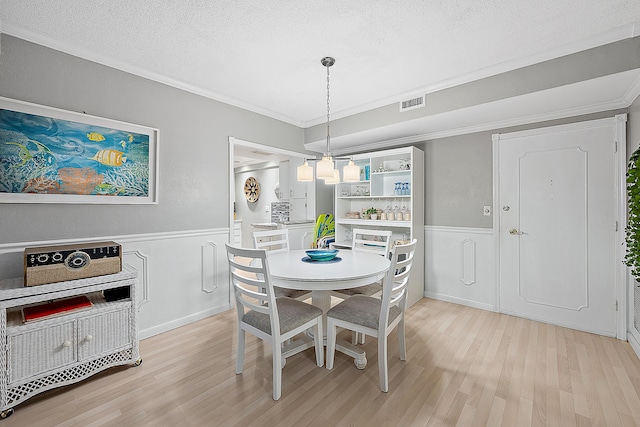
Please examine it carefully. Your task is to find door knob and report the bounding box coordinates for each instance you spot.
[509,228,519,235]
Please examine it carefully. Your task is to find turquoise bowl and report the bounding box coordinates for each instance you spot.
[305,249,339,261]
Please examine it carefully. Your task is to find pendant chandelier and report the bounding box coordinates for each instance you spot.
[297,57,360,184]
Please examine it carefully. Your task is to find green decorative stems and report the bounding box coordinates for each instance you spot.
[625,146,640,280]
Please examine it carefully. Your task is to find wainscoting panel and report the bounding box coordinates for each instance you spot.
[0,229,231,340]
[425,226,496,311]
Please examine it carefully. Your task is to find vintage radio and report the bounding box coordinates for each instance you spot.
[24,241,122,286]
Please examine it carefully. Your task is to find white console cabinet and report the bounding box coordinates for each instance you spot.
[334,146,424,306]
[0,268,140,419]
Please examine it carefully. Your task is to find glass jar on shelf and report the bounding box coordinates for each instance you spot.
[393,200,401,221]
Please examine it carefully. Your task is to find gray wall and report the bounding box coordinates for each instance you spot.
[0,35,304,244]
[0,35,637,237]
[307,36,640,229]
[413,109,628,228]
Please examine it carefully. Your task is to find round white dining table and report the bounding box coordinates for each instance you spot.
[267,249,391,368]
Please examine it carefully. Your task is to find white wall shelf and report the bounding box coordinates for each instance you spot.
[333,146,424,306]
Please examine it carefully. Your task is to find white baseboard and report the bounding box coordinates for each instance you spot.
[424,291,495,312]
[139,303,230,340]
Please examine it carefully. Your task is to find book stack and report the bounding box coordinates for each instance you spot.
[22,296,93,323]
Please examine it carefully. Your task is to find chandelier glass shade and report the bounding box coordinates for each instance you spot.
[316,156,335,180]
[296,160,313,182]
[343,160,360,182]
[324,169,340,185]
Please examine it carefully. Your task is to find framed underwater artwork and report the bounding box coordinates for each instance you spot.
[0,97,158,204]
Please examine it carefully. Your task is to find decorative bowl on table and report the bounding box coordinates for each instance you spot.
[305,249,339,262]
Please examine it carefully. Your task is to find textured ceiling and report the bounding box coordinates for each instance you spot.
[1,1,640,127]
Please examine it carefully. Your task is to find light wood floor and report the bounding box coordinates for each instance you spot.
[4,298,640,426]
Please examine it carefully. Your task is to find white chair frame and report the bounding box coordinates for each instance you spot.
[253,228,290,254]
[351,228,393,257]
[252,228,311,301]
[225,244,324,400]
[325,239,417,392]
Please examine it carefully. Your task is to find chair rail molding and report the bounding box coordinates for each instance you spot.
[0,228,231,340]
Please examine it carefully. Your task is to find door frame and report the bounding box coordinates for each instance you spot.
[492,114,628,339]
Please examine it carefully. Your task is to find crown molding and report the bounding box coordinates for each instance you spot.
[2,19,638,130]
[623,72,640,106]
[0,21,305,128]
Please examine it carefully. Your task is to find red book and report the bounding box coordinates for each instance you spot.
[22,296,93,323]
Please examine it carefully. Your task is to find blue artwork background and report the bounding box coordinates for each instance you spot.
[0,108,150,197]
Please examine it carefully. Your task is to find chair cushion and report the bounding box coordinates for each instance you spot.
[274,287,311,299]
[333,283,382,297]
[243,297,322,335]
[327,295,401,330]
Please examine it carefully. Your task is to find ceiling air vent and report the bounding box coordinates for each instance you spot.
[399,95,425,112]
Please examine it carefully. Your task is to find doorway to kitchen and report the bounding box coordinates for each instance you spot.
[228,136,316,249]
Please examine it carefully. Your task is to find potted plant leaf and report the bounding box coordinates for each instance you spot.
[365,207,378,220]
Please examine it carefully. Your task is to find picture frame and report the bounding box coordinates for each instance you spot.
[0,96,159,204]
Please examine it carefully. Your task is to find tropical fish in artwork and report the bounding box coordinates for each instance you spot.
[5,141,32,166]
[5,140,56,168]
[128,133,134,143]
[119,140,127,149]
[90,149,127,166]
[86,132,106,142]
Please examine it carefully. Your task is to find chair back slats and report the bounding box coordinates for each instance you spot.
[380,239,417,326]
[225,244,280,335]
[352,228,393,257]
[253,229,290,254]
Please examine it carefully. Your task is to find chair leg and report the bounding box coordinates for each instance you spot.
[326,318,337,370]
[398,316,406,361]
[314,318,324,367]
[236,328,245,374]
[378,334,389,392]
[273,342,283,400]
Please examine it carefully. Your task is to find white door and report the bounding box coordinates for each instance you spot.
[496,118,624,337]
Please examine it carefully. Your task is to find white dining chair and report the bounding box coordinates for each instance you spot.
[325,239,417,393]
[332,228,393,344]
[331,228,392,300]
[225,244,324,401]
[252,229,311,300]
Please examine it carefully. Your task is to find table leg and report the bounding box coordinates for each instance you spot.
[309,290,367,369]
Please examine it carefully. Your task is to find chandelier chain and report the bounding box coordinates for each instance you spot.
[326,60,331,155]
